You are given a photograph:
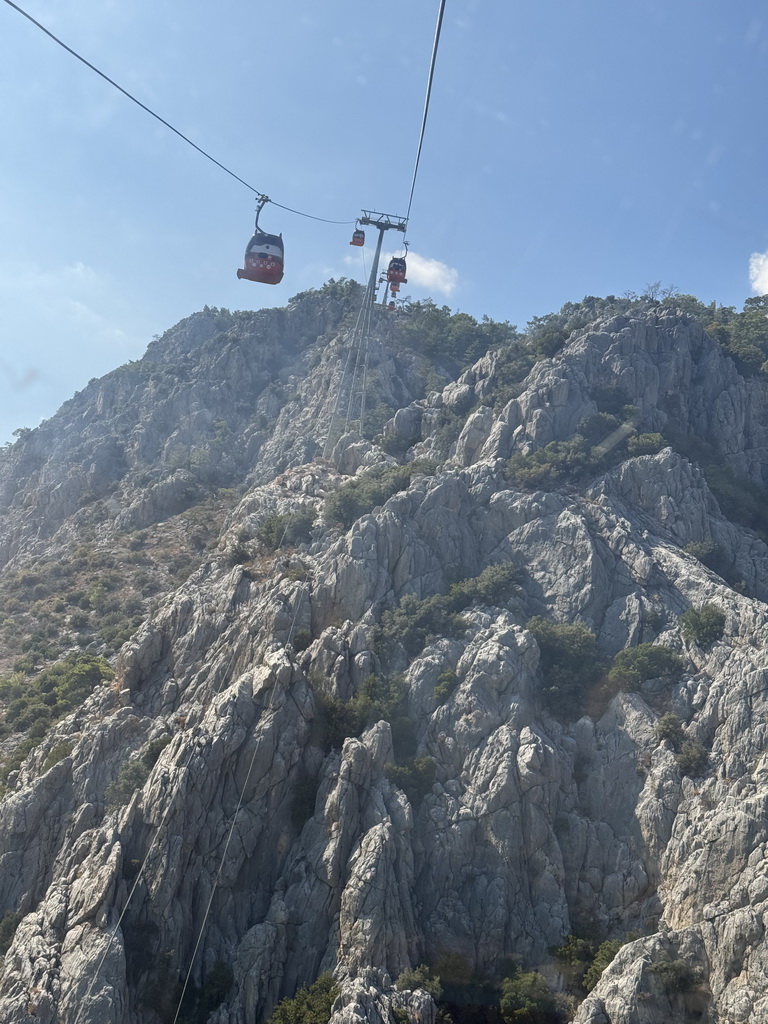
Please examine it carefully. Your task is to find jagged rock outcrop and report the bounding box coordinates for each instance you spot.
[2,293,768,1023]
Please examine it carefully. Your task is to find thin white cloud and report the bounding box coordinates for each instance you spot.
[384,251,459,296]
[749,252,768,294]
[342,250,459,296]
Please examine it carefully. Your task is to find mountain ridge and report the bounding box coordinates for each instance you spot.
[1,285,767,1023]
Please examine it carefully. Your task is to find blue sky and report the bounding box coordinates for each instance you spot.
[1,0,767,444]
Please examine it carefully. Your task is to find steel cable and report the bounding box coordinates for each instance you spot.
[2,0,354,225]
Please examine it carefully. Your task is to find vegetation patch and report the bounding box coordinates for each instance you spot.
[499,969,556,1023]
[0,653,115,785]
[397,301,519,376]
[434,669,459,703]
[653,713,709,777]
[626,432,666,456]
[0,910,23,955]
[267,972,339,1024]
[484,346,538,413]
[395,964,443,1000]
[377,593,466,658]
[42,741,75,773]
[323,461,435,531]
[526,616,602,720]
[655,712,685,747]
[106,758,150,809]
[680,604,726,647]
[606,644,683,690]
[316,673,414,758]
[142,735,172,769]
[583,940,624,992]
[507,437,593,491]
[674,739,709,777]
[257,507,316,550]
[376,563,521,659]
[647,954,702,992]
[385,756,437,804]
[506,410,651,492]
[0,653,114,736]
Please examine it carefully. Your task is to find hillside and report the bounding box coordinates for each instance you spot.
[1,283,768,1024]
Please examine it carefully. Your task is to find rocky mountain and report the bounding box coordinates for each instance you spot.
[1,282,768,1024]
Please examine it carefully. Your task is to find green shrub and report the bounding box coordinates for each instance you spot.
[526,616,601,720]
[377,593,466,658]
[376,563,519,660]
[141,735,171,769]
[197,961,235,1018]
[385,757,436,804]
[592,382,632,417]
[675,740,709,777]
[584,939,623,992]
[684,540,731,580]
[499,970,556,1023]
[507,437,592,490]
[434,670,459,703]
[0,654,113,751]
[0,911,23,955]
[395,964,443,1000]
[647,955,701,991]
[626,432,666,456]
[449,563,522,606]
[551,934,598,990]
[323,464,414,530]
[42,741,74,772]
[292,629,312,653]
[486,345,538,412]
[671,431,768,536]
[257,507,316,549]
[397,300,518,373]
[268,972,339,1024]
[578,412,621,447]
[0,737,37,787]
[656,713,685,747]
[226,543,252,566]
[316,695,367,751]
[316,674,412,755]
[680,604,726,646]
[106,759,150,808]
[432,951,504,1008]
[607,644,683,690]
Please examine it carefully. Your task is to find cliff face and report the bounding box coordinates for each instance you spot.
[1,288,768,1024]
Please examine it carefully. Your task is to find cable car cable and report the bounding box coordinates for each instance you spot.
[269,198,354,225]
[405,0,447,224]
[70,732,205,1024]
[170,644,299,1024]
[1,0,354,226]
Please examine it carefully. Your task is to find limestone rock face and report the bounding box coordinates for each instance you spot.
[2,295,768,1023]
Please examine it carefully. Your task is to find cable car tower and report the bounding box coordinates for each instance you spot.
[359,210,407,295]
[323,211,408,456]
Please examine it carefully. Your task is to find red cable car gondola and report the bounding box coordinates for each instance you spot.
[237,197,284,285]
[350,228,365,247]
[386,256,407,284]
